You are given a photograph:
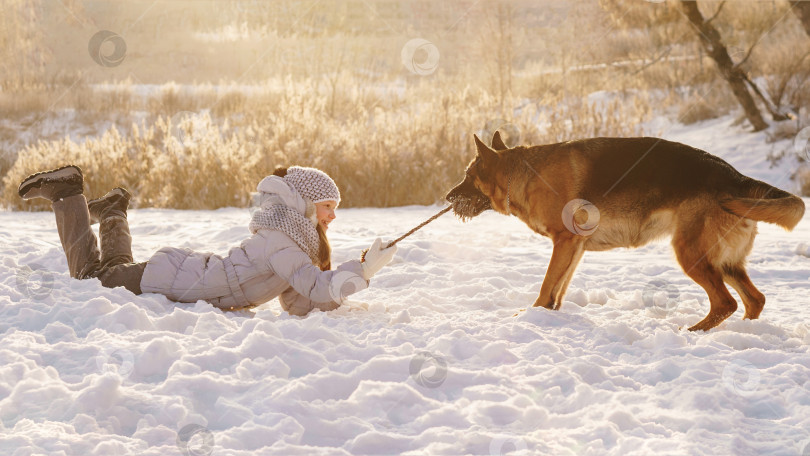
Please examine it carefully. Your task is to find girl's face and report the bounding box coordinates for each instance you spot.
[315,200,338,231]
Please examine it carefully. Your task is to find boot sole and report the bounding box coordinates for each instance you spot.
[18,165,83,200]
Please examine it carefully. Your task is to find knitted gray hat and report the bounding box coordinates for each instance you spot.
[283,166,341,204]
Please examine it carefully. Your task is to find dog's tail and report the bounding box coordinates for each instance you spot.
[721,179,805,230]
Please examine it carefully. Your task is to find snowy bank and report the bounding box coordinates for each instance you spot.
[1,116,809,455]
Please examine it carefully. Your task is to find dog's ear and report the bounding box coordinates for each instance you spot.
[491,131,508,150]
[474,134,497,161]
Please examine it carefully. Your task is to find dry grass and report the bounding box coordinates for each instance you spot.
[676,84,734,126]
[1,77,655,210]
[2,0,808,208]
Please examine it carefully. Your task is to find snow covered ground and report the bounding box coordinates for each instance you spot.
[1,116,810,455]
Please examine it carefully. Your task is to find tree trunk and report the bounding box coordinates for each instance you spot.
[679,1,769,131]
[790,1,810,37]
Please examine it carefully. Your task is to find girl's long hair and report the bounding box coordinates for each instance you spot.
[316,224,331,271]
[273,166,332,271]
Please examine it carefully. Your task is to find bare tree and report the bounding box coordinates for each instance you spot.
[680,1,768,131]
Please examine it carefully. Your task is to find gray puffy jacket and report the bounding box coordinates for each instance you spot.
[139,229,368,315]
[139,176,369,315]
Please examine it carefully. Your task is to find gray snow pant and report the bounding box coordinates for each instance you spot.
[53,194,146,294]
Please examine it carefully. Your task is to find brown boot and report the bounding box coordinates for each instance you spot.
[88,187,131,225]
[18,165,83,202]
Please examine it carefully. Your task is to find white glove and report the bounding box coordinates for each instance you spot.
[361,238,397,280]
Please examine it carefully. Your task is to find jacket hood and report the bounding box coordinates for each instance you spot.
[256,175,317,226]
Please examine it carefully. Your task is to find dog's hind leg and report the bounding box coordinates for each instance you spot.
[671,219,739,331]
[722,266,766,320]
[718,223,765,320]
[682,262,737,331]
[533,234,586,310]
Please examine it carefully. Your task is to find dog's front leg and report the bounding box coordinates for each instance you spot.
[533,234,585,310]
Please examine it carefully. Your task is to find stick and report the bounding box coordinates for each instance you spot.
[384,206,452,249]
[362,206,452,260]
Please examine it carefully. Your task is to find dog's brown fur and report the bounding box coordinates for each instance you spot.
[446,132,805,331]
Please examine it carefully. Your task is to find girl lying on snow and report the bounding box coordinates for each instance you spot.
[17,165,397,316]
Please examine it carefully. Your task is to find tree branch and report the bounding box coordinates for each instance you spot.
[705,1,726,25]
[742,74,791,121]
[735,42,757,69]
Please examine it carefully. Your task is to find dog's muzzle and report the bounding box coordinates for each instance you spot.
[445,176,491,222]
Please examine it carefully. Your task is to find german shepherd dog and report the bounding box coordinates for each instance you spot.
[446,132,805,331]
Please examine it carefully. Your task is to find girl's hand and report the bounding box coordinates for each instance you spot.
[361,238,397,279]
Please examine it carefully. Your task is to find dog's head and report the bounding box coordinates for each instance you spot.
[445,131,509,221]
